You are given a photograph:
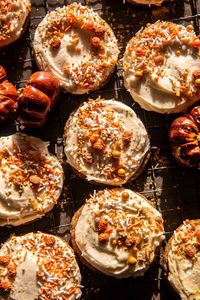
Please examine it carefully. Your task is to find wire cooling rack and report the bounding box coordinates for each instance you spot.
[0,0,200,299]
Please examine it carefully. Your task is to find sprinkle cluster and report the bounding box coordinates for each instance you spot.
[88,189,164,266]
[74,99,136,181]
[170,219,200,260]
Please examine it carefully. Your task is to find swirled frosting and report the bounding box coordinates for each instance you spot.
[123,21,200,113]
[0,133,63,226]
[64,98,150,185]
[0,0,31,48]
[167,219,200,300]
[0,232,82,300]
[34,3,119,94]
[73,188,165,278]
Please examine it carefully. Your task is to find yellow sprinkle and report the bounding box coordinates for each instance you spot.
[117,168,126,177]
[128,255,137,265]
[186,25,194,32]
[122,192,129,200]
[195,78,200,87]
[112,150,121,159]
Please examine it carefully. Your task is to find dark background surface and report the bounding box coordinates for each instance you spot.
[0,0,200,299]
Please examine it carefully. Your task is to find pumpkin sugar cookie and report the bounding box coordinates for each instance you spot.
[0,133,63,226]
[0,0,31,48]
[0,232,82,299]
[71,188,165,278]
[164,219,200,300]
[123,21,200,113]
[34,3,119,94]
[64,98,150,185]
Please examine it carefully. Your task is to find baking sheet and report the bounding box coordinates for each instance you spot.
[0,0,200,299]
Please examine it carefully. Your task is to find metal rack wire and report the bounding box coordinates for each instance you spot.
[0,0,200,299]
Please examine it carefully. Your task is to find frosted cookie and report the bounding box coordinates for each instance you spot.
[123,21,200,113]
[0,133,63,226]
[164,219,200,300]
[64,98,150,185]
[34,3,119,94]
[0,0,31,48]
[0,232,82,299]
[71,188,165,278]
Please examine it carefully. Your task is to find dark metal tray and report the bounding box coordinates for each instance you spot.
[0,0,200,299]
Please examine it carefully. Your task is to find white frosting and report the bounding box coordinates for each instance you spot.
[0,133,63,226]
[123,21,200,113]
[10,252,38,300]
[64,99,150,185]
[74,188,164,278]
[34,3,119,94]
[0,0,31,48]
[167,220,200,300]
[0,232,82,300]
